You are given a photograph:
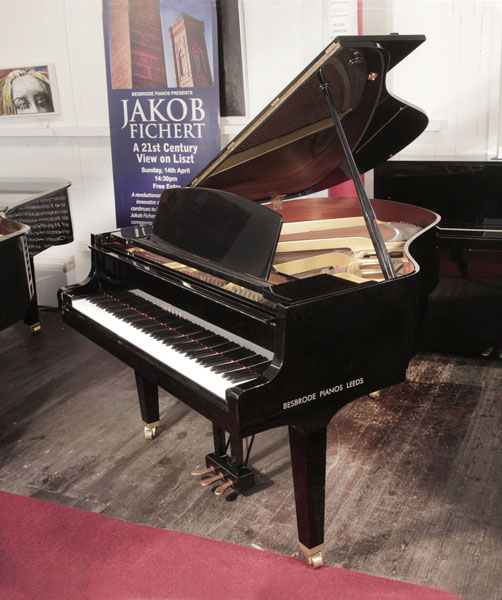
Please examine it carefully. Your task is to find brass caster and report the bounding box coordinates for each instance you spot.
[144,425,157,440]
[31,323,41,334]
[308,551,324,569]
[299,542,324,569]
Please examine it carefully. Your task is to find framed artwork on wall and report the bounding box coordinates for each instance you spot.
[0,64,59,117]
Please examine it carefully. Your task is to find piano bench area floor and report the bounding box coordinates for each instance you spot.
[1,308,501,600]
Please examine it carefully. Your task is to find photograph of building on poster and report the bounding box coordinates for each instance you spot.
[104,0,220,228]
[110,0,215,90]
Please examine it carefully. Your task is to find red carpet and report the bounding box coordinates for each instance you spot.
[0,491,461,600]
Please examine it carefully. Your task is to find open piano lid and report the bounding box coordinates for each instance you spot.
[190,35,428,201]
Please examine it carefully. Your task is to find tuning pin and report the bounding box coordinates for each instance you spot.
[190,465,214,477]
[214,480,233,497]
[200,473,224,487]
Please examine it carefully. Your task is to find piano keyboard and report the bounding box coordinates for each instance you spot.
[71,289,273,401]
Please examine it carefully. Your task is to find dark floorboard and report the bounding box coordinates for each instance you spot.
[1,309,501,599]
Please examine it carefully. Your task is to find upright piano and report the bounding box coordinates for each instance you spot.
[374,159,502,355]
[59,35,439,567]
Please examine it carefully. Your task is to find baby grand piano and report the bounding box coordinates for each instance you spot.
[59,35,439,567]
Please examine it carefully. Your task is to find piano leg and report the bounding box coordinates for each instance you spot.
[288,423,327,568]
[24,257,40,334]
[134,371,160,439]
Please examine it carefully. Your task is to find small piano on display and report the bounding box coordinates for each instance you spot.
[59,35,439,567]
[1,178,72,332]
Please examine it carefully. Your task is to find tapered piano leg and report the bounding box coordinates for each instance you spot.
[134,371,160,439]
[288,423,327,568]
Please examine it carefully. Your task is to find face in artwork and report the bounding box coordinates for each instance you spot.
[11,73,53,114]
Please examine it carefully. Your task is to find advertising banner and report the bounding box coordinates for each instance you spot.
[103,0,220,228]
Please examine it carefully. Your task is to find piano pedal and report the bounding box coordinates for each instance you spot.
[481,346,495,358]
[498,349,502,360]
[190,465,214,477]
[214,479,234,496]
[200,472,224,487]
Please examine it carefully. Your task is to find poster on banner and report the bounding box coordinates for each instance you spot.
[102,0,220,228]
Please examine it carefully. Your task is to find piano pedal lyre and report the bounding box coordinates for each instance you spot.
[205,453,255,496]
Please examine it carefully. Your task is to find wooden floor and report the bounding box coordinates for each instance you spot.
[1,308,501,600]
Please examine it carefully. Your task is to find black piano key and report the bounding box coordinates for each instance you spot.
[186,336,231,355]
[123,314,148,325]
[211,355,267,374]
[169,329,216,346]
[140,307,171,319]
[235,355,269,368]
[224,369,259,383]
[140,325,172,340]
[175,341,207,353]
[108,290,134,301]
[197,344,240,361]
[92,297,120,308]
[150,329,183,342]
[211,361,250,375]
[217,348,255,361]
[157,325,201,340]
[109,305,137,316]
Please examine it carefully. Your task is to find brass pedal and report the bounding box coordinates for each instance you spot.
[190,465,214,477]
[200,473,224,487]
[214,480,233,496]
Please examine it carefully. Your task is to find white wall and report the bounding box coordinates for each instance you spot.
[363,0,502,159]
[0,0,501,279]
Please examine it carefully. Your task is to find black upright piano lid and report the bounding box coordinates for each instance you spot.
[151,187,283,280]
[190,34,428,201]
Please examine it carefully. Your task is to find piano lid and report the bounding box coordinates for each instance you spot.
[190,35,428,202]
